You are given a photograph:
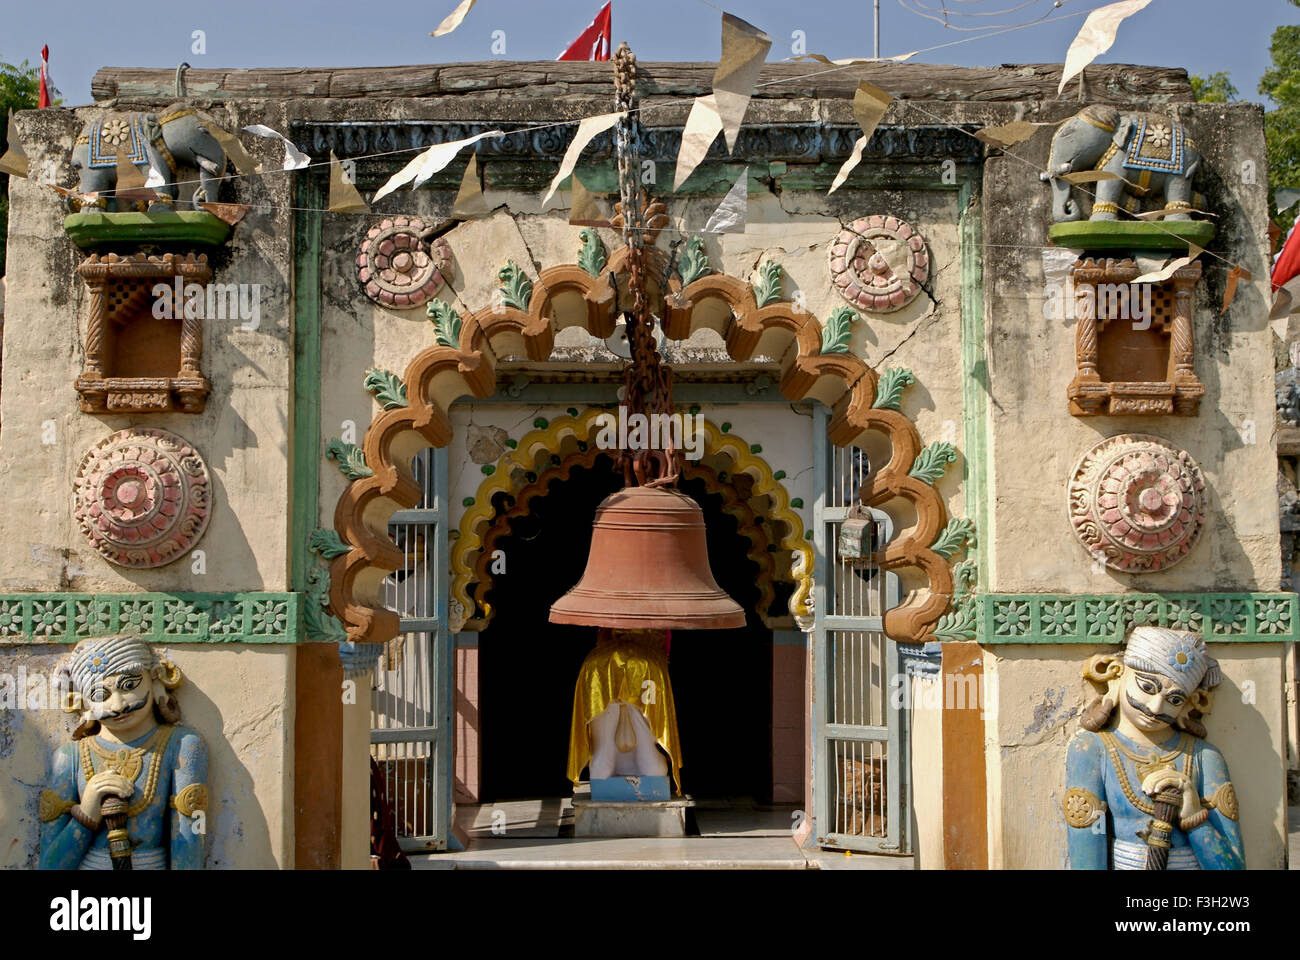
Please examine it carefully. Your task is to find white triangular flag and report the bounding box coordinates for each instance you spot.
[713,14,772,152]
[703,167,748,234]
[1058,0,1154,93]
[432,0,477,37]
[372,131,503,204]
[543,112,623,205]
[673,94,725,190]
[828,81,892,195]
[242,124,311,170]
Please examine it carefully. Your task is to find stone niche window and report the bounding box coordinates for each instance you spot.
[74,253,212,413]
[1066,257,1204,416]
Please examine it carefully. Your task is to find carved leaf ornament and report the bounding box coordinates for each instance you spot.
[326,237,963,647]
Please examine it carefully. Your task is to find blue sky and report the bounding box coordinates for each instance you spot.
[3,0,1298,107]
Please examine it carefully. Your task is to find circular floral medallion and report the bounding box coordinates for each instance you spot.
[74,429,212,569]
[356,216,452,308]
[1067,434,1206,573]
[828,215,929,313]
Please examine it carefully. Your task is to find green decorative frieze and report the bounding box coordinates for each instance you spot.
[308,528,351,559]
[325,439,373,480]
[980,593,1300,644]
[909,441,958,485]
[753,259,783,307]
[497,260,533,310]
[931,517,976,559]
[0,593,300,644]
[578,228,607,277]
[678,236,712,287]
[363,368,408,410]
[873,367,916,410]
[427,299,463,348]
[820,305,858,355]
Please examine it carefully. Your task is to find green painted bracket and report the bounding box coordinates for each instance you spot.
[980,592,1299,644]
[1047,220,1215,252]
[0,593,301,644]
[64,211,232,248]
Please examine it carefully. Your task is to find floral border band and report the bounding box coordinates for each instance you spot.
[980,593,1298,644]
[0,593,300,644]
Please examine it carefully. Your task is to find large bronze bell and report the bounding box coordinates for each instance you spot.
[549,486,746,630]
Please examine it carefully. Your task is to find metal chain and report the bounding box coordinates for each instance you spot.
[612,43,678,488]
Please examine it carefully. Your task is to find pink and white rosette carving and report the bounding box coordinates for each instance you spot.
[1068,434,1207,573]
[74,429,212,569]
[828,215,929,313]
[356,216,452,308]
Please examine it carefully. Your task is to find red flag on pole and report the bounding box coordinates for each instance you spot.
[1274,218,1300,292]
[38,45,51,108]
[557,2,612,61]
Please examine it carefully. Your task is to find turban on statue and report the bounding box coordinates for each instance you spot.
[65,634,158,695]
[1123,626,1221,692]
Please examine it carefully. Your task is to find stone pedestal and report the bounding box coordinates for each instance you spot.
[573,797,694,838]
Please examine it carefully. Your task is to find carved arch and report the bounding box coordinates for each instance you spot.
[328,250,960,646]
[449,409,812,632]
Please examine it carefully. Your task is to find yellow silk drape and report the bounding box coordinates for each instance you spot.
[567,632,682,793]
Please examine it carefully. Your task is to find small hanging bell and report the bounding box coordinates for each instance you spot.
[837,502,878,566]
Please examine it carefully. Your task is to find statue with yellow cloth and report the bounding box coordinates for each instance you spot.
[568,628,683,800]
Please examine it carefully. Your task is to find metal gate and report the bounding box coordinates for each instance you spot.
[812,407,906,853]
[371,447,453,851]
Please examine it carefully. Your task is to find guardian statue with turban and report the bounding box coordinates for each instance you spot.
[1063,626,1243,869]
[39,635,208,870]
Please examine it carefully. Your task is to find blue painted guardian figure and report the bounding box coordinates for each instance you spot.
[1064,626,1242,869]
[39,635,208,870]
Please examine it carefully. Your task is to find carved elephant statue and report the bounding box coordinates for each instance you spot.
[1040,104,1202,222]
[71,108,225,211]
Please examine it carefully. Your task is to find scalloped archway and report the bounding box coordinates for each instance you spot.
[326,242,967,647]
[449,409,812,632]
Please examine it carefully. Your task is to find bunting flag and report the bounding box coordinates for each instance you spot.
[974,121,1048,149]
[557,2,612,61]
[328,151,369,214]
[198,115,260,176]
[1058,0,1154,94]
[38,46,51,108]
[568,174,608,226]
[1132,245,1202,285]
[828,81,892,195]
[703,166,748,234]
[673,94,724,190]
[713,14,771,152]
[792,51,916,66]
[543,111,623,205]
[451,153,491,218]
[1220,265,1251,315]
[242,124,311,170]
[0,111,29,178]
[672,12,770,190]
[372,130,503,205]
[432,0,478,37]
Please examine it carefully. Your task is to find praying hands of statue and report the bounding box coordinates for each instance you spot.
[1141,768,1200,822]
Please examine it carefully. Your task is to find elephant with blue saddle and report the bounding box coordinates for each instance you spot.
[71,108,226,211]
[1041,104,1202,222]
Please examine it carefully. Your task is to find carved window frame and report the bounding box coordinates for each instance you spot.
[1066,257,1204,416]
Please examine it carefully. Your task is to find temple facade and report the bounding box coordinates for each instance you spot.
[0,58,1292,869]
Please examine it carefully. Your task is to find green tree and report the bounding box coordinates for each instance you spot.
[1260,1,1300,232]
[1190,71,1239,103]
[0,58,47,276]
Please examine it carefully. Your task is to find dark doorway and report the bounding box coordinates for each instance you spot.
[478,453,773,802]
